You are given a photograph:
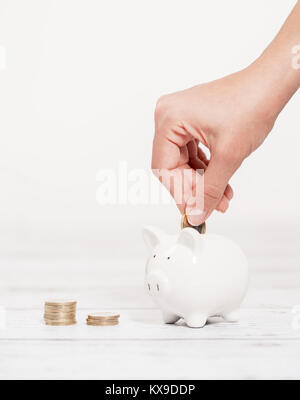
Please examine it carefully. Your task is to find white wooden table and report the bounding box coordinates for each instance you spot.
[0,254,299,380]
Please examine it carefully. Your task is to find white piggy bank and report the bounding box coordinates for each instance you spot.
[143,226,248,328]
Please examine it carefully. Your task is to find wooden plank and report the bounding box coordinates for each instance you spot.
[1,339,300,380]
[0,257,298,380]
[0,286,299,310]
[0,308,299,341]
[0,256,299,289]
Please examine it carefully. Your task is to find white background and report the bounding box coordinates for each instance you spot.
[0,0,299,262]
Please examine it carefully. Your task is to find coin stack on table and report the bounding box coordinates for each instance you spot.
[44,299,77,326]
[86,312,120,326]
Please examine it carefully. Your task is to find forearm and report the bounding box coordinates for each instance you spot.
[250,1,300,119]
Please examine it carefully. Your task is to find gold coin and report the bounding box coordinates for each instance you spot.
[87,320,119,326]
[87,318,119,324]
[181,214,206,234]
[45,308,76,315]
[45,304,76,311]
[44,313,76,321]
[45,320,77,326]
[87,312,120,320]
[45,299,77,307]
[44,310,76,315]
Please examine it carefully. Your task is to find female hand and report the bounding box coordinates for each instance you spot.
[152,66,277,225]
[152,2,300,225]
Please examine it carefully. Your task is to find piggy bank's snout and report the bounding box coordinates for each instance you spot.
[146,272,169,297]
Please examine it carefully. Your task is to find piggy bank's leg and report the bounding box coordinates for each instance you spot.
[185,314,207,328]
[222,310,240,323]
[162,311,180,324]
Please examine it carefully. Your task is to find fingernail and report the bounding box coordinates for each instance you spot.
[186,209,206,226]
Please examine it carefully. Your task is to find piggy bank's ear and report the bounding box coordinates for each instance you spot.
[143,226,166,251]
[177,228,202,255]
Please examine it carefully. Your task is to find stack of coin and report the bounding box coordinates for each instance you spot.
[44,299,77,326]
[86,312,120,326]
[181,214,206,234]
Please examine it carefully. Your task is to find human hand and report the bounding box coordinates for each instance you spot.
[152,65,277,225]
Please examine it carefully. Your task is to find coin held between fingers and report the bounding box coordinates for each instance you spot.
[181,214,206,234]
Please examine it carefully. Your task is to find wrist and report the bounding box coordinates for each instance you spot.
[248,1,300,121]
[246,50,299,123]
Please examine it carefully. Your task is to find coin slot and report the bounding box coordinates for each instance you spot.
[148,283,151,291]
[156,284,160,291]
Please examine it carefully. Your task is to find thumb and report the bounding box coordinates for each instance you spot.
[186,152,237,225]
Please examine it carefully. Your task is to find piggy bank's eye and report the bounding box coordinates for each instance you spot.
[153,255,156,258]
[167,256,171,260]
